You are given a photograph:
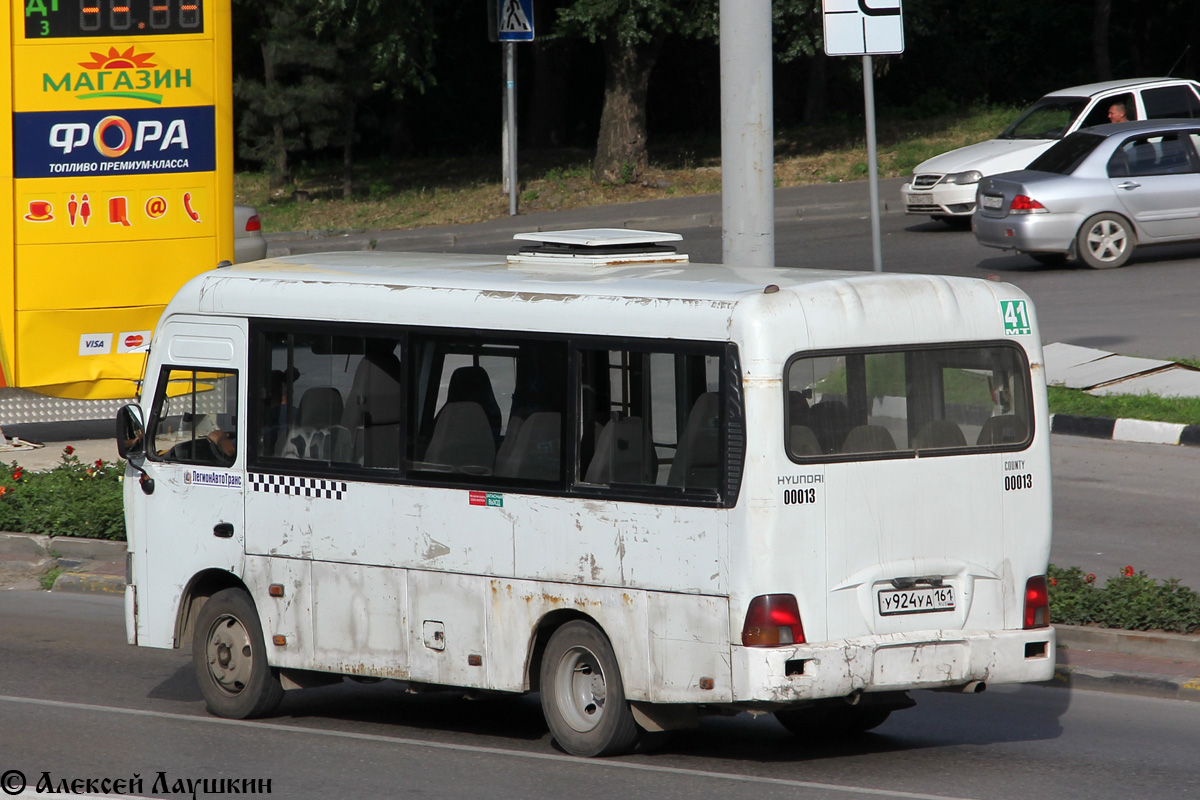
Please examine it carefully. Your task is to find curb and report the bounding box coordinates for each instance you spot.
[1048,624,1200,703]
[1047,665,1200,702]
[0,531,125,594]
[51,571,125,595]
[1050,413,1200,447]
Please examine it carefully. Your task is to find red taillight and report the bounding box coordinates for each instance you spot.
[1023,576,1049,629]
[245,214,262,232]
[1009,195,1046,213]
[741,594,806,646]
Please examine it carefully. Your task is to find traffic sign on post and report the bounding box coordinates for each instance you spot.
[498,0,535,42]
[822,0,904,56]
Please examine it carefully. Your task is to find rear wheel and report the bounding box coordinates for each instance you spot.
[540,620,638,757]
[193,588,283,719]
[1077,213,1134,269]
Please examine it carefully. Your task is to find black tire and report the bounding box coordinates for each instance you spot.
[775,703,893,741]
[1076,212,1135,269]
[193,588,283,719]
[1030,253,1068,267]
[540,620,638,757]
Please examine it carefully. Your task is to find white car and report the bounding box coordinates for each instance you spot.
[233,203,268,262]
[902,77,1200,224]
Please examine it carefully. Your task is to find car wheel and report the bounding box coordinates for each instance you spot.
[193,588,284,719]
[1077,213,1135,269]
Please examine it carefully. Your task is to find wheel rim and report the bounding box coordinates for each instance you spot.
[552,645,608,733]
[1086,220,1128,263]
[205,614,255,697]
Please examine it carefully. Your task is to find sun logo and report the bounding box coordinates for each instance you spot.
[78,47,157,71]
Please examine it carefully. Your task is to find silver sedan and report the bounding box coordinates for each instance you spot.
[972,119,1200,268]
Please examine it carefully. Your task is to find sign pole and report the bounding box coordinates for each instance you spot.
[863,55,882,272]
[822,0,904,273]
[506,42,518,216]
[494,0,534,216]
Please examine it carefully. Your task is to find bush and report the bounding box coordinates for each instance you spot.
[1049,563,1200,634]
[0,447,126,540]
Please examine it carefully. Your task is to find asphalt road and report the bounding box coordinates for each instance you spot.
[2,592,1199,800]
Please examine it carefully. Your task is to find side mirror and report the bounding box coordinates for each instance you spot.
[116,404,146,460]
[116,404,154,495]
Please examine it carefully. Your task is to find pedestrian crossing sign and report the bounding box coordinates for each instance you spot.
[499,0,534,42]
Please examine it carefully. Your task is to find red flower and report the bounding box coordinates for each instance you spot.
[1085,573,1097,584]
[0,486,7,497]
[1121,565,1135,577]
[1049,577,1057,586]
[94,459,104,469]
[12,468,22,481]
[64,445,75,455]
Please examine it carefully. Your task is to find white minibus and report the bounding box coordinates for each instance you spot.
[117,229,1054,757]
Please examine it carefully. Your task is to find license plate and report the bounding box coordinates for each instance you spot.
[982,194,1004,210]
[906,193,932,204]
[878,586,956,616]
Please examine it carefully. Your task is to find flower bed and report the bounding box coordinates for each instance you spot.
[0,446,126,540]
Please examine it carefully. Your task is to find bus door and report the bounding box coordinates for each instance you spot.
[135,320,247,648]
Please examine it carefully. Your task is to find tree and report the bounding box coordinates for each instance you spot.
[556,0,717,183]
[233,3,341,191]
[307,0,437,197]
[232,0,436,194]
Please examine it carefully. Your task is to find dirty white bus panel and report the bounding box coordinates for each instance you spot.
[118,228,1054,757]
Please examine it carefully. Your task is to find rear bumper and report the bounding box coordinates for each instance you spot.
[902,180,977,216]
[973,212,1083,253]
[730,627,1056,705]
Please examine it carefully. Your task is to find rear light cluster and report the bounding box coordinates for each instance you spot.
[1009,195,1047,214]
[741,594,806,646]
[245,214,262,232]
[1023,576,1050,629]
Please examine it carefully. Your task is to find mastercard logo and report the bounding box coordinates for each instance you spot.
[124,334,144,348]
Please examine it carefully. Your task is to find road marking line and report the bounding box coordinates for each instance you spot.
[0,694,979,800]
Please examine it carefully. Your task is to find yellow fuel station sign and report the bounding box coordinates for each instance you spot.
[3,0,233,399]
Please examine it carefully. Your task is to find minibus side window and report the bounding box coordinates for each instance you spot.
[254,330,402,469]
[578,347,722,491]
[407,334,568,483]
[149,368,239,466]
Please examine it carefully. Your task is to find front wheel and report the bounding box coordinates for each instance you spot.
[1077,213,1135,269]
[540,620,638,757]
[193,588,284,719]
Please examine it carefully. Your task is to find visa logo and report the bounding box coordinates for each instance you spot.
[79,333,113,356]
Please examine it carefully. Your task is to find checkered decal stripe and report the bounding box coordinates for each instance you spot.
[249,473,347,500]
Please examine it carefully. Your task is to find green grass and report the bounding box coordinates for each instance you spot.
[39,566,64,591]
[1048,385,1200,426]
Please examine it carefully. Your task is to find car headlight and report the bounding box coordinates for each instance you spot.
[943,170,983,185]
